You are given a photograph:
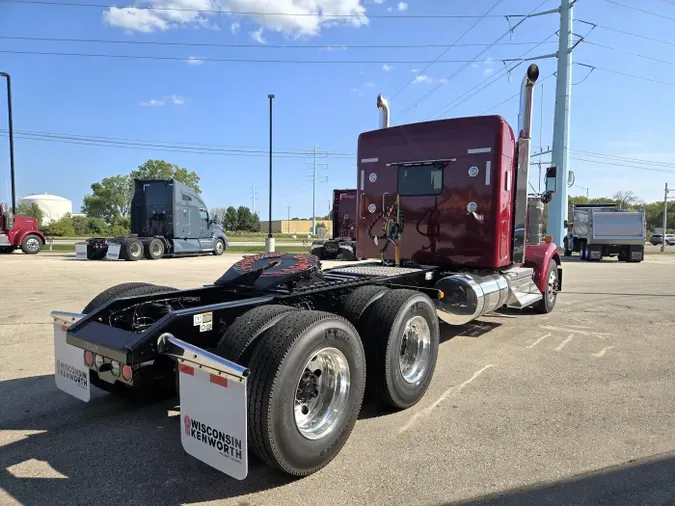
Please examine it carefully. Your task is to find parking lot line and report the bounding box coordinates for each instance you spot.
[398,364,496,434]
[554,333,575,352]
[526,333,552,349]
[593,346,614,358]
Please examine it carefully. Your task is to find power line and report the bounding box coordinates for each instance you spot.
[0,0,535,19]
[428,32,556,120]
[0,49,532,65]
[0,35,559,50]
[602,0,675,22]
[571,149,675,169]
[480,72,556,114]
[392,0,551,121]
[387,0,503,104]
[584,40,675,67]
[571,156,675,174]
[576,62,675,87]
[0,129,357,158]
[577,19,675,48]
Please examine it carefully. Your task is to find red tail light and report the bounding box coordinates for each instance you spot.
[84,351,93,366]
[122,365,133,382]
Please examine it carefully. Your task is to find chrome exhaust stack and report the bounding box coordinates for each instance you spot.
[377,93,390,128]
[512,64,539,264]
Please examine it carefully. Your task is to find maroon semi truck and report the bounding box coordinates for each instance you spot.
[50,64,561,481]
[309,188,358,260]
[0,203,45,254]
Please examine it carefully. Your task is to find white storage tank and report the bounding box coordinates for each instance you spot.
[18,193,73,225]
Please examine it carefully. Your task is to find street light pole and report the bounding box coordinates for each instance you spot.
[0,72,16,214]
[265,94,275,253]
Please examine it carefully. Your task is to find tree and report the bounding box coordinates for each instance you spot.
[223,206,238,231]
[43,213,76,237]
[81,175,132,226]
[236,206,256,231]
[249,212,261,232]
[612,190,641,210]
[16,203,44,225]
[130,159,201,193]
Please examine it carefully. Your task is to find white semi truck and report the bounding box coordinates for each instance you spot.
[563,203,646,262]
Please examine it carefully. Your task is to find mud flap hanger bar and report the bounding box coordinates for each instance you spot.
[157,333,250,383]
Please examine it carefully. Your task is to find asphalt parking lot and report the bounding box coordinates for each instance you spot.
[1,251,675,506]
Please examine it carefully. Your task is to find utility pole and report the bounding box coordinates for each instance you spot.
[286,205,291,233]
[312,144,317,236]
[0,72,16,213]
[546,0,574,246]
[250,184,258,214]
[266,93,275,253]
[662,182,674,253]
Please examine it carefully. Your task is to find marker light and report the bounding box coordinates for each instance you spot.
[94,354,104,369]
[110,361,121,377]
[84,351,94,367]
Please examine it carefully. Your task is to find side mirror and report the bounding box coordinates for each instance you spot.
[541,191,554,204]
[545,165,557,193]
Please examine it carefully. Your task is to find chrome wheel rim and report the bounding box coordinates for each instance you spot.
[130,242,142,257]
[216,240,224,253]
[26,238,40,251]
[399,315,431,384]
[294,347,350,441]
[547,270,558,303]
[151,242,163,256]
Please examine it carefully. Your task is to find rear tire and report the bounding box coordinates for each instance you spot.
[215,304,298,364]
[144,238,165,260]
[246,310,366,476]
[359,289,440,410]
[123,238,144,261]
[340,284,389,326]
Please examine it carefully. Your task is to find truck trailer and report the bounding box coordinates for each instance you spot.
[310,188,358,260]
[75,179,229,261]
[0,202,45,254]
[51,64,564,481]
[563,203,646,262]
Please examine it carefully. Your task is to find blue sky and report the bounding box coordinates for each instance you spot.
[1,0,675,220]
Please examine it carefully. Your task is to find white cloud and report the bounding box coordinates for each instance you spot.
[185,56,204,65]
[170,95,185,104]
[471,63,479,69]
[397,2,407,11]
[439,77,448,84]
[364,81,375,87]
[385,6,392,11]
[350,87,362,96]
[103,0,369,38]
[483,57,494,65]
[413,75,432,84]
[322,45,348,51]
[411,68,419,73]
[382,63,392,71]
[140,99,165,106]
[373,0,384,3]
[249,26,265,43]
[483,68,494,76]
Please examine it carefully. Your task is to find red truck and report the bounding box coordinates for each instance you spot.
[310,188,358,260]
[51,64,561,481]
[0,203,45,254]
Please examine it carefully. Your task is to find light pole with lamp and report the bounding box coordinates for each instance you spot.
[0,72,16,214]
[265,94,275,253]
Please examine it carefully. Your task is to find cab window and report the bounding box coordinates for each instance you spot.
[397,164,443,196]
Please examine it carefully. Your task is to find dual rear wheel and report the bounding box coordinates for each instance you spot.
[216,287,440,476]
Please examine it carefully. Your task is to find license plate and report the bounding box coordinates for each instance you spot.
[178,362,248,480]
[54,322,91,402]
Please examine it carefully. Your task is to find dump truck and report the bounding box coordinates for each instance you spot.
[0,202,45,254]
[563,203,646,262]
[310,188,358,260]
[51,64,563,481]
[75,178,229,260]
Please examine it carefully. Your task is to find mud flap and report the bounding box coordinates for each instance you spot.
[75,243,88,260]
[106,242,121,260]
[162,336,250,480]
[52,314,90,402]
